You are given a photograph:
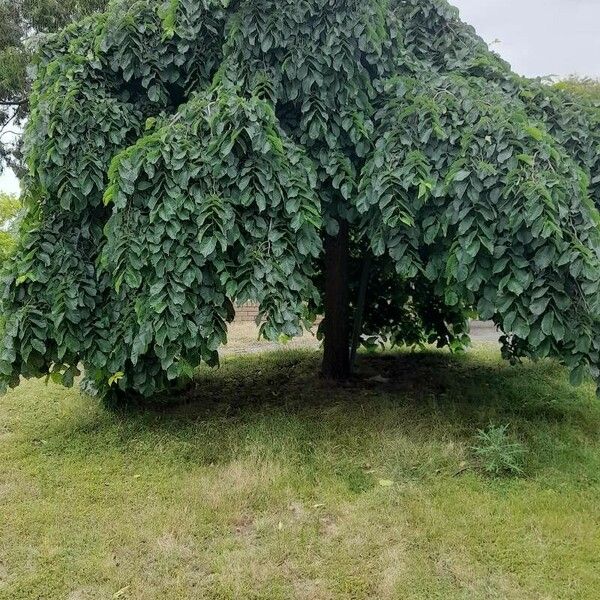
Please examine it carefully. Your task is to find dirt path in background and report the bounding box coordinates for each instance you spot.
[223,321,500,355]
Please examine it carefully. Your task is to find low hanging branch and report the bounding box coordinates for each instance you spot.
[0,0,599,400]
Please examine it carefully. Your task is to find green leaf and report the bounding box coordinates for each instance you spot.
[525,126,544,141]
[569,365,586,387]
[529,297,550,316]
[541,312,554,336]
[198,236,218,258]
[108,372,125,387]
[454,169,470,182]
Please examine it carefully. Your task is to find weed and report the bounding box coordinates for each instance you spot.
[472,423,525,476]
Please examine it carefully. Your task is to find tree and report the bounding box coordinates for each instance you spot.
[1,0,600,399]
[0,0,108,173]
[556,77,600,103]
[0,192,21,264]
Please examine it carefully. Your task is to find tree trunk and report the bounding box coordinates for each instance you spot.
[349,254,371,371]
[322,219,351,380]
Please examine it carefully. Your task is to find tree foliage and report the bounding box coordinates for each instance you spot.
[556,77,600,103]
[1,0,600,398]
[0,192,21,264]
[0,0,108,172]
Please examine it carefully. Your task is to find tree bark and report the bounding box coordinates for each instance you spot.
[322,219,351,380]
[349,254,371,371]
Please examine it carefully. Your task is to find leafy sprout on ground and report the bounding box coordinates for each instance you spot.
[472,423,526,476]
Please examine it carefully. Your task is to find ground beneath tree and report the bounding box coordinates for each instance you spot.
[1,344,599,599]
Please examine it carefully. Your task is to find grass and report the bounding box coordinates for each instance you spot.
[1,344,600,599]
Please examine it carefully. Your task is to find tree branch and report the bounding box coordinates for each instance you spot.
[0,100,26,107]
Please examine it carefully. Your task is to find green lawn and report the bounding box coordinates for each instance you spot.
[1,346,600,599]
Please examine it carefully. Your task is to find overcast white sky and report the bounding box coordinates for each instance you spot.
[453,0,600,79]
[1,0,599,195]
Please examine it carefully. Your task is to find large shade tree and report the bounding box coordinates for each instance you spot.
[1,0,600,399]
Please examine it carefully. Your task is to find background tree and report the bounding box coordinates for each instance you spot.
[556,77,600,103]
[0,192,21,264]
[0,0,108,173]
[1,0,600,399]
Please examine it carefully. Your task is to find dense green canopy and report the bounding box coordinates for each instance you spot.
[1,0,600,398]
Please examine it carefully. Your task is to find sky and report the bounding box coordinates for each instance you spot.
[453,0,600,80]
[1,0,599,195]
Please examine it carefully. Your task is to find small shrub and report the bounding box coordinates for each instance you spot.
[471,424,525,476]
